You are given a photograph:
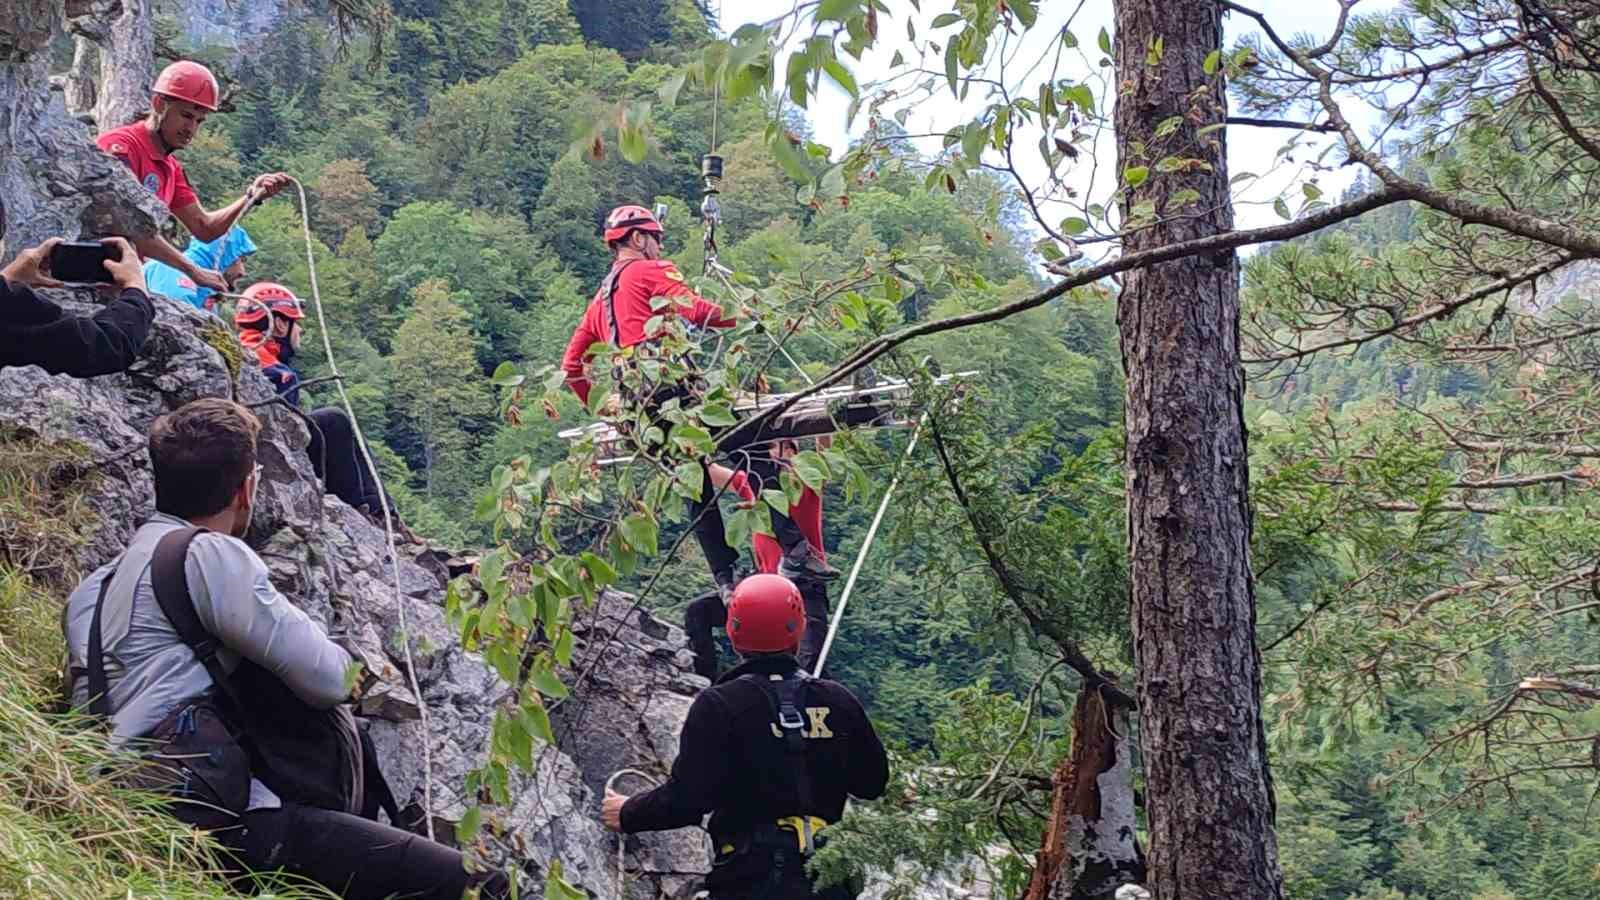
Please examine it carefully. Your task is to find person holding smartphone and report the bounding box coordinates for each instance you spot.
[1,198,156,377]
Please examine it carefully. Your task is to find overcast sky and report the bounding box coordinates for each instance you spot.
[718,1,1389,240]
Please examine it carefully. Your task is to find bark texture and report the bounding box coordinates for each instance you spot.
[1025,686,1143,900]
[1112,2,1285,898]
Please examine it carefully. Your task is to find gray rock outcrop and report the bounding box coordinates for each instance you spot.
[0,289,714,897]
[1,0,165,262]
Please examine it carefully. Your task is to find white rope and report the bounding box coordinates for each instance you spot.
[285,176,437,840]
[812,413,927,677]
[605,768,662,898]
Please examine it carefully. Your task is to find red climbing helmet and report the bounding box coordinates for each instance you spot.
[152,60,220,112]
[234,299,269,328]
[603,204,664,243]
[726,574,806,655]
[241,281,303,318]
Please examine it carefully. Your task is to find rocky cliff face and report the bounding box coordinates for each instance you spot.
[0,290,714,897]
[0,0,165,261]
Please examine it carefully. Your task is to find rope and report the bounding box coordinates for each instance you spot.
[812,412,927,677]
[284,176,438,841]
[605,768,662,898]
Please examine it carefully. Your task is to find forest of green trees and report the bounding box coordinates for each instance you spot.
[97,0,1600,897]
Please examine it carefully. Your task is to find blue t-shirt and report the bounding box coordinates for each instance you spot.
[143,225,257,310]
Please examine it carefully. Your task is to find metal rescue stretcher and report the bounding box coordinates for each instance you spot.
[557,369,980,466]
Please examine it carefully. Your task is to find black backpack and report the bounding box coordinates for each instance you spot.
[86,527,402,826]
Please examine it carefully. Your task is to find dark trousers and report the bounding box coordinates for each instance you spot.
[307,408,388,515]
[634,381,806,578]
[706,846,856,900]
[686,578,832,679]
[265,363,302,408]
[213,803,509,899]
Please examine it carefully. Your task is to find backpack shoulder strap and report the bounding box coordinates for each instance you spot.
[85,572,118,717]
[150,527,245,709]
[600,259,642,347]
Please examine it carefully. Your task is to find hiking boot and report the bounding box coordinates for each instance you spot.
[779,543,839,582]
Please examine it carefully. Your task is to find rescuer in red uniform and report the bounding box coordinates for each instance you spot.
[561,205,837,601]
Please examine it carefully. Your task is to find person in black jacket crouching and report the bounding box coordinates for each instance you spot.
[0,198,155,377]
[602,574,889,899]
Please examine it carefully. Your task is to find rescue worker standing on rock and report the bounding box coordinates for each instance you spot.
[561,205,837,602]
[602,574,888,900]
[96,60,290,293]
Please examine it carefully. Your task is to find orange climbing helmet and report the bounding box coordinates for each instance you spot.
[726,574,806,655]
[603,204,664,243]
[241,281,303,319]
[152,60,220,112]
[234,298,269,329]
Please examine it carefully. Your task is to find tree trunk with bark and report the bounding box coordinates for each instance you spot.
[1112,2,1285,898]
[1024,685,1143,900]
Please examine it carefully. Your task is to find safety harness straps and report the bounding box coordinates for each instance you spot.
[755,669,819,854]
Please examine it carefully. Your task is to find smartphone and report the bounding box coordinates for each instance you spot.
[49,241,118,283]
[652,203,670,228]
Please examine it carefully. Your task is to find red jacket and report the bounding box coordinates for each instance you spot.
[561,258,732,404]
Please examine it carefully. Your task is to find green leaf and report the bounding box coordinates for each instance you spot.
[1063,84,1094,115]
[544,859,586,900]
[891,49,905,68]
[1168,188,1202,208]
[785,53,810,109]
[1203,49,1221,75]
[820,163,848,200]
[961,121,986,162]
[457,805,482,843]
[675,460,705,501]
[762,489,791,515]
[1124,165,1149,187]
[1274,196,1292,219]
[529,663,570,700]
[1062,30,1078,48]
[491,361,524,388]
[932,12,962,27]
[1154,116,1183,139]
[521,701,555,745]
[580,551,617,589]
[1097,27,1112,55]
[1061,217,1089,235]
[1011,0,1038,27]
[554,627,575,666]
[1146,35,1164,66]
[699,403,738,427]
[822,58,858,98]
[619,125,647,164]
[817,0,861,22]
[619,513,659,556]
[768,128,812,182]
[944,41,960,97]
[792,450,830,489]
[1302,181,1323,200]
[658,71,688,108]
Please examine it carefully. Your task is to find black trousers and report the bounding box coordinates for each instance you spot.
[690,452,808,577]
[686,578,832,679]
[214,803,509,899]
[633,381,806,578]
[307,408,388,515]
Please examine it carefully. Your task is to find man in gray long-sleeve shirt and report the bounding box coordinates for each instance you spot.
[62,398,508,899]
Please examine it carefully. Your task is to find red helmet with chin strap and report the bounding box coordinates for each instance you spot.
[241,281,303,319]
[603,204,664,243]
[726,574,806,655]
[152,60,219,112]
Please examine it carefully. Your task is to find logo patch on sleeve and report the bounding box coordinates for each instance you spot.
[662,265,685,283]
